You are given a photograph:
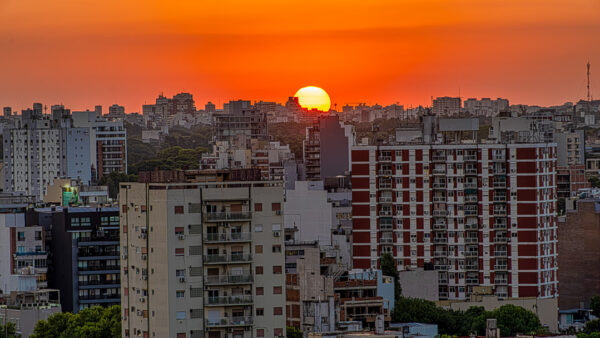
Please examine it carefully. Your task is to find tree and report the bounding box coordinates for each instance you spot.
[97,171,138,199]
[471,304,542,337]
[0,322,17,338]
[380,253,402,303]
[287,326,302,338]
[584,319,600,333]
[591,296,600,317]
[589,176,600,188]
[31,305,120,338]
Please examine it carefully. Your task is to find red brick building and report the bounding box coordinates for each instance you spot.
[351,143,558,301]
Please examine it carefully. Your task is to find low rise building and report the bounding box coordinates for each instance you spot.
[0,289,61,338]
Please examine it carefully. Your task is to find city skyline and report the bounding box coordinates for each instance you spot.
[1,0,599,111]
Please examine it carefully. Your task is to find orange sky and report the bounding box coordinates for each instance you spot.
[1,0,599,112]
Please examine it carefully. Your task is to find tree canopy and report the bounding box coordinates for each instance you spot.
[393,297,543,336]
[380,253,402,302]
[31,305,121,338]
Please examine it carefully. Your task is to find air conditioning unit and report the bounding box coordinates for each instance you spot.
[179,277,186,283]
[139,297,145,303]
[178,235,185,240]
[273,231,280,237]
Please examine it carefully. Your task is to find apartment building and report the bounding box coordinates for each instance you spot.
[46,206,121,312]
[556,165,589,199]
[351,138,558,300]
[215,100,268,142]
[432,97,461,116]
[303,115,355,181]
[120,180,286,338]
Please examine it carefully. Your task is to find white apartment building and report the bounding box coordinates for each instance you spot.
[120,181,286,338]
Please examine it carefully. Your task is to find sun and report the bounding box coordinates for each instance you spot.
[294,86,331,112]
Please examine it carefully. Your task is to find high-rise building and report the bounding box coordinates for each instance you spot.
[215,100,268,143]
[432,97,461,116]
[351,139,558,300]
[107,104,126,119]
[303,115,355,181]
[120,179,286,338]
[44,206,121,312]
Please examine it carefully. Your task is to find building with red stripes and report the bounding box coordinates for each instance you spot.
[351,142,558,301]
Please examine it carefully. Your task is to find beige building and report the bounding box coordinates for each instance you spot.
[120,180,286,338]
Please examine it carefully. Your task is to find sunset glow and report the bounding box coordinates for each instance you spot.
[295,86,331,112]
[0,0,599,110]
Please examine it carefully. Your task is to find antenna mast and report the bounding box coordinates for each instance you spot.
[588,61,591,102]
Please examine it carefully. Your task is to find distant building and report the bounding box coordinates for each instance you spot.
[106,104,126,119]
[463,98,509,117]
[205,101,216,113]
[557,165,590,199]
[432,97,461,116]
[0,289,61,338]
[215,100,268,142]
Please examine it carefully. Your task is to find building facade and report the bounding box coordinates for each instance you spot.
[120,181,286,338]
[351,143,558,300]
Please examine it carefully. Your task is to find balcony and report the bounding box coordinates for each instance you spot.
[379,156,392,162]
[493,182,507,189]
[493,169,507,175]
[494,264,508,271]
[433,168,446,175]
[205,274,253,285]
[434,264,449,270]
[379,197,393,203]
[493,195,507,203]
[380,237,394,244]
[433,183,447,189]
[465,168,478,175]
[493,155,505,161]
[465,264,479,271]
[493,222,507,230]
[204,233,252,243]
[432,210,448,217]
[432,223,446,230]
[205,295,253,306]
[438,279,449,284]
[206,316,254,328]
[379,210,393,216]
[464,237,478,244]
[380,223,394,231]
[464,209,478,216]
[465,195,478,203]
[464,183,478,189]
[495,278,508,284]
[205,212,252,222]
[432,155,446,162]
[204,254,252,265]
[379,183,393,190]
[433,196,446,203]
[464,251,478,257]
[378,170,393,176]
[466,278,479,285]
[464,155,477,161]
[439,292,449,299]
[495,251,508,257]
[465,223,478,230]
[494,236,509,243]
[434,251,447,257]
[493,210,507,217]
[433,237,448,244]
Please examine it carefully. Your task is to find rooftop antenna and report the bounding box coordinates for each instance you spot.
[587,61,591,102]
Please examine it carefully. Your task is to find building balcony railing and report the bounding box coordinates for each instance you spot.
[465,223,478,230]
[465,195,478,203]
[464,251,478,257]
[377,170,393,176]
[78,280,120,286]
[432,169,446,175]
[434,265,449,270]
[433,196,446,203]
[379,210,393,216]
[434,251,447,257]
[205,295,253,306]
[495,251,508,257]
[379,197,393,203]
[204,233,252,243]
[432,210,448,217]
[432,155,446,162]
[493,155,505,161]
[205,212,252,222]
[493,223,507,230]
[493,182,507,189]
[204,254,252,265]
[464,183,478,189]
[78,294,121,301]
[439,292,449,299]
[380,238,394,244]
[464,155,477,161]
[466,278,479,285]
[433,183,447,189]
[493,196,507,203]
[464,210,478,216]
[379,224,394,231]
[379,156,392,162]
[378,183,393,190]
[495,278,508,284]
[204,274,253,285]
[433,238,448,244]
[438,279,448,284]
[433,219,447,226]
[464,169,477,176]
[493,210,507,217]
[493,169,507,175]
[206,316,254,328]
[432,224,446,230]
[494,264,508,271]
[78,265,121,272]
[494,237,509,243]
[464,237,478,244]
[465,264,479,271]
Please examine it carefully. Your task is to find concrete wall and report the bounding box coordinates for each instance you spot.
[398,270,439,302]
[320,116,349,178]
[285,181,334,244]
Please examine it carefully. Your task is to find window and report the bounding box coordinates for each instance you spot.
[17,232,25,241]
[175,311,186,320]
[257,329,265,337]
[274,328,283,337]
[254,203,262,212]
[271,203,281,211]
[174,206,184,214]
[272,245,281,253]
[255,266,263,275]
[256,308,264,316]
[255,245,263,254]
[256,287,264,295]
[255,224,263,232]
[176,290,185,298]
[174,227,184,235]
[175,248,185,256]
[176,269,185,277]
[273,265,282,274]
[273,286,282,294]
[35,231,42,240]
[273,307,283,315]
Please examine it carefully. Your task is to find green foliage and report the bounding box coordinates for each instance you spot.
[0,321,18,338]
[129,146,207,174]
[287,326,303,338]
[97,171,138,199]
[584,319,600,333]
[591,296,600,317]
[392,298,543,336]
[268,122,308,160]
[589,176,600,188]
[578,332,600,338]
[380,253,402,301]
[31,305,121,338]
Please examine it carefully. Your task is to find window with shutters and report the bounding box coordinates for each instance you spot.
[190,309,202,319]
[273,307,283,315]
[255,266,263,275]
[255,245,263,254]
[174,206,184,214]
[188,203,202,213]
[189,267,203,276]
[273,286,282,294]
[256,287,264,295]
[272,265,282,274]
[190,287,202,297]
[175,248,184,256]
[189,246,202,256]
[254,203,262,211]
